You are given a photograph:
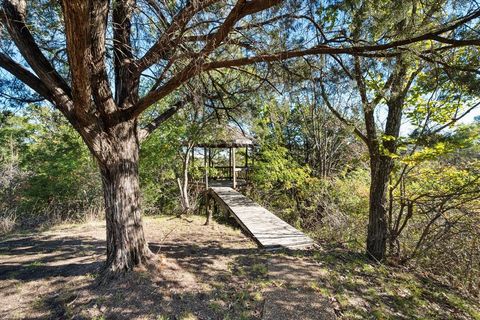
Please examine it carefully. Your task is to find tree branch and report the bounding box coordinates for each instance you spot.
[202,8,480,70]
[3,0,72,107]
[0,53,53,102]
[138,100,187,141]
[431,35,480,46]
[134,0,220,73]
[121,6,480,122]
[318,79,368,144]
[429,101,480,135]
[113,0,139,107]
[129,0,282,118]
[90,0,117,118]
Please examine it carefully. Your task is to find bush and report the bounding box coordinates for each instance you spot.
[249,143,370,249]
[0,107,102,227]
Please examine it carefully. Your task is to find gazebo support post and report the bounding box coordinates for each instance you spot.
[245,146,249,180]
[229,147,232,180]
[232,147,236,189]
[204,147,209,189]
[251,146,254,178]
[209,148,212,168]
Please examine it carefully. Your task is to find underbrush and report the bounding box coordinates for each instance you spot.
[0,200,104,236]
[0,209,17,235]
[249,167,371,250]
[249,163,480,300]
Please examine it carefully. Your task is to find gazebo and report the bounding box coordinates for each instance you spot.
[193,125,255,189]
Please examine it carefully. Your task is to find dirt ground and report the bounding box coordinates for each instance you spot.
[0,215,274,320]
[1,215,478,320]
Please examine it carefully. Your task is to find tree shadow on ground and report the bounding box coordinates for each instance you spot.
[24,245,267,320]
[0,218,269,320]
[0,235,105,282]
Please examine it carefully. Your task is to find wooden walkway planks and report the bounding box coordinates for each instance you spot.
[209,187,314,250]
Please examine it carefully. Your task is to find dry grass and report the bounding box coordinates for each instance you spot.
[0,210,17,235]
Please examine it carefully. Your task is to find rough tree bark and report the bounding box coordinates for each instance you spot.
[366,154,392,260]
[97,121,153,274]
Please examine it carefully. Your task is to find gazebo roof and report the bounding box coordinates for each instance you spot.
[195,125,255,148]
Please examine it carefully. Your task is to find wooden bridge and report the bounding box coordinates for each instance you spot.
[206,187,314,250]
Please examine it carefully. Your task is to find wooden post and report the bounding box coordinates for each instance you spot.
[251,146,254,169]
[204,147,209,189]
[232,147,236,189]
[231,148,234,180]
[205,192,212,225]
[245,146,249,180]
[209,148,212,168]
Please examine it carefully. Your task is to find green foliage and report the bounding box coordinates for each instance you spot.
[253,144,314,191]
[140,120,181,215]
[140,104,215,215]
[250,139,370,247]
[388,122,480,292]
[0,107,101,223]
[20,107,100,211]
[250,142,322,227]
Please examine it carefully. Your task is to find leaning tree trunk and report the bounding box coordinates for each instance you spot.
[97,121,153,275]
[366,155,393,262]
[178,147,191,214]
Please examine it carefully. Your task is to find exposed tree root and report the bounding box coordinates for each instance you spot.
[96,250,165,285]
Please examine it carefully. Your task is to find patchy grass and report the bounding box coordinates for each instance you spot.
[1,214,478,319]
[299,246,480,319]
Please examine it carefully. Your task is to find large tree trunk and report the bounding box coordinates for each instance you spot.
[366,155,393,261]
[97,121,153,275]
[363,56,410,262]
